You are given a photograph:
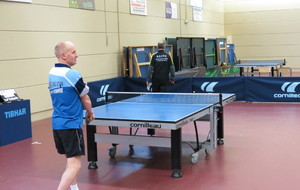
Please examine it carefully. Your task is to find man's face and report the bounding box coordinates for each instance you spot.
[63,44,78,67]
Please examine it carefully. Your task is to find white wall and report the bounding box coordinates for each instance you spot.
[224,0,300,70]
[0,0,224,121]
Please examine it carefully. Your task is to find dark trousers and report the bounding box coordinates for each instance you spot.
[152,80,168,92]
[148,80,168,136]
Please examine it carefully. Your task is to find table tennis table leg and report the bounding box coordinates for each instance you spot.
[239,67,243,76]
[217,106,224,145]
[87,124,98,169]
[171,128,182,178]
[108,126,119,158]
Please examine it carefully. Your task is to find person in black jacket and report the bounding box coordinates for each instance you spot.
[146,41,175,92]
[146,41,175,136]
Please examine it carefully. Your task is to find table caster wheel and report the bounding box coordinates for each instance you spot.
[129,145,134,155]
[205,149,210,155]
[109,146,117,158]
[190,152,199,164]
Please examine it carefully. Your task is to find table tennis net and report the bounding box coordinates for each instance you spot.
[106,92,223,105]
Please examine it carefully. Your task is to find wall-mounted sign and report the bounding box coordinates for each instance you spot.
[190,0,202,8]
[165,2,178,19]
[1,0,31,2]
[193,6,203,22]
[130,0,147,15]
[69,0,95,10]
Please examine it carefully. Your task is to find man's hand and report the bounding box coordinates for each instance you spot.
[146,81,150,86]
[85,112,95,123]
[170,80,175,86]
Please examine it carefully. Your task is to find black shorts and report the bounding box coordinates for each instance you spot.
[53,129,85,158]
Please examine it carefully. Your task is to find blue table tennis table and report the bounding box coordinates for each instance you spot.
[85,92,235,178]
[235,58,286,76]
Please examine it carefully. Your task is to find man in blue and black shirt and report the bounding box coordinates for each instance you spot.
[48,41,94,190]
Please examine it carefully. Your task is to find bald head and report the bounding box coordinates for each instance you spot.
[54,41,75,59]
[54,41,78,66]
[157,41,166,50]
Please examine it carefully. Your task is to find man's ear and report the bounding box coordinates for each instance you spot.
[61,53,66,60]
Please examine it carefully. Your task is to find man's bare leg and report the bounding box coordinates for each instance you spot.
[57,156,81,190]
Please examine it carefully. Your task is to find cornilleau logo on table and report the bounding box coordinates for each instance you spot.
[274,82,300,98]
[130,122,161,129]
[96,84,110,102]
[201,82,218,92]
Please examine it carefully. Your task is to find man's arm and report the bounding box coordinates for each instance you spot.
[170,64,175,81]
[80,94,94,122]
[169,54,175,83]
[146,65,154,85]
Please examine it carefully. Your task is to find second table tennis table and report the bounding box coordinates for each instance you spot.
[85,92,235,178]
[235,58,286,76]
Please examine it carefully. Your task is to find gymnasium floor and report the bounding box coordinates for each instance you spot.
[1,101,300,190]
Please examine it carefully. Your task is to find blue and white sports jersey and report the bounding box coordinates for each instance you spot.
[48,63,89,130]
